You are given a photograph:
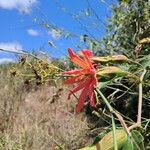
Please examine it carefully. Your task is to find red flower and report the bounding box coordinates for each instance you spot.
[63,48,97,113]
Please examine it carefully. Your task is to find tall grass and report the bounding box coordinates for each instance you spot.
[0,63,90,150]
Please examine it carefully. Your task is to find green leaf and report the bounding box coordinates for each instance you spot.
[139,55,150,68]
[92,55,128,63]
[122,136,134,150]
[92,129,109,146]
[131,130,145,150]
[97,129,128,150]
[96,66,128,81]
[122,130,145,150]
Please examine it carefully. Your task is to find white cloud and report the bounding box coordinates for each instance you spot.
[0,0,37,13]
[0,42,23,52]
[0,58,15,64]
[27,29,39,36]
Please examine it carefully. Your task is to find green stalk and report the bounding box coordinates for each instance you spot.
[96,88,113,112]
[112,114,118,150]
[96,88,118,150]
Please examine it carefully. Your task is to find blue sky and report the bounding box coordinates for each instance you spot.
[0,0,116,63]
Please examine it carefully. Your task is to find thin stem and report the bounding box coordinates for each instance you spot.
[96,88,131,136]
[96,88,113,112]
[129,69,147,130]
[129,59,145,69]
[137,69,147,124]
[106,86,137,95]
[144,119,150,130]
[0,48,29,58]
[52,138,65,150]
[106,85,150,101]
[96,88,118,150]
[103,111,133,125]
[0,48,64,71]
[111,114,118,150]
[114,111,130,135]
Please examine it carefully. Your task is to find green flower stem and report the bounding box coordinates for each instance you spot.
[112,114,118,150]
[96,88,113,112]
[96,88,118,150]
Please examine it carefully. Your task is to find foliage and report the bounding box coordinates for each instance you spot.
[99,0,150,58]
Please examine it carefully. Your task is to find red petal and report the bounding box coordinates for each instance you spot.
[82,49,92,57]
[92,73,97,86]
[67,48,76,57]
[94,74,97,86]
[88,82,96,107]
[63,69,84,75]
[82,50,93,68]
[68,77,91,99]
[67,48,89,69]
[64,75,81,84]
[75,86,89,113]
